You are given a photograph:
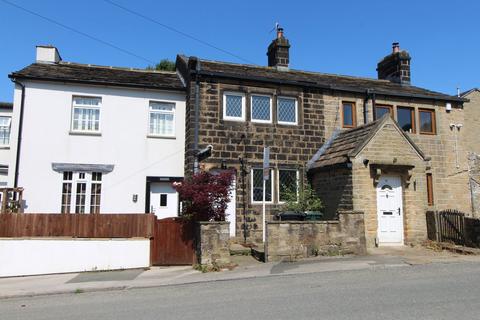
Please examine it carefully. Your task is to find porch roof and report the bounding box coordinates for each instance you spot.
[308,115,426,170]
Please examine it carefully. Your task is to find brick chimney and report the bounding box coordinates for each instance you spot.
[377,42,411,85]
[267,27,290,70]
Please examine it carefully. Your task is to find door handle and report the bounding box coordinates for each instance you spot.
[398,208,401,216]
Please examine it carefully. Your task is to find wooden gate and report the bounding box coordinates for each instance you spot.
[151,217,196,266]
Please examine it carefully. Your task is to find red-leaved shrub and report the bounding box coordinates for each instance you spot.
[173,170,234,221]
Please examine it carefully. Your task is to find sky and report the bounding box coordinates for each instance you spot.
[0,0,479,102]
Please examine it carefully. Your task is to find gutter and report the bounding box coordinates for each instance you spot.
[10,79,25,188]
[192,70,466,103]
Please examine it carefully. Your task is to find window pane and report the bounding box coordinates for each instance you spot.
[160,194,168,207]
[75,182,86,213]
[252,169,272,202]
[72,107,100,132]
[251,95,271,121]
[342,103,354,127]
[375,106,391,119]
[225,95,243,118]
[149,102,175,135]
[279,170,298,202]
[90,183,101,214]
[61,182,72,214]
[278,98,297,123]
[420,110,434,133]
[397,107,414,133]
[0,116,11,145]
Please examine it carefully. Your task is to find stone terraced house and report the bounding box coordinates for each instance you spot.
[176,28,473,247]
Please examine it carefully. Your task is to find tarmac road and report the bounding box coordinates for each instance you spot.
[2,261,480,320]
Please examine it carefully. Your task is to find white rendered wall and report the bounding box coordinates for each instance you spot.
[9,81,185,213]
[0,238,150,277]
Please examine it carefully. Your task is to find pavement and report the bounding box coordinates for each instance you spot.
[1,244,479,299]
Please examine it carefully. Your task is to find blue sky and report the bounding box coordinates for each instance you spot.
[0,0,478,102]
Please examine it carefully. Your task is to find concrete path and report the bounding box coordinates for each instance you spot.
[1,245,478,299]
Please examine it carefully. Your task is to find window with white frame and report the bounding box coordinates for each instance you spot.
[0,116,11,146]
[61,171,102,214]
[251,168,273,203]
[223,92,245,121]
[277,97,298,125]
[71,97,101,133]
[251,95,272,123]
[149,101,176,136]
[278,169,299,203]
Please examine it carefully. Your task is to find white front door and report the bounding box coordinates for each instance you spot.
[225,174,236,237]
[150,182,178,219]
[376,175,404,245]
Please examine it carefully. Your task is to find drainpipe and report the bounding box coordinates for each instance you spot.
[193,58,201,174]
[363,90,370,124]
[11,79,25,188]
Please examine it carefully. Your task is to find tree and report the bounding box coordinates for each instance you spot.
[173,170,234,221]
[146,59,176,71]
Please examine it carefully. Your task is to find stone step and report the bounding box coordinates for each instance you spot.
[230,243,252,256]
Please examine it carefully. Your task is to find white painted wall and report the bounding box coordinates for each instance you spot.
[0,238,150,277]
[9,81,185,213]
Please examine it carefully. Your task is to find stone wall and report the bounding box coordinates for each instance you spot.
[469,154,480,215]
[265,211,366,262]
[463,90,480,155]
[196,222,231,266]
[185,77,327,242]
[309,166,353,219]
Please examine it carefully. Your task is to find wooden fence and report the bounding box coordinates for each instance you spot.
[426,209,466,246]
[0,213,156,238]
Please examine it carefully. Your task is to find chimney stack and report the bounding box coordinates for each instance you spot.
[377,42,411,85]
[36,45,62,64]
[267,26,290,70]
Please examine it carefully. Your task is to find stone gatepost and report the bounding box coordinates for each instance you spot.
[196,222,231,267]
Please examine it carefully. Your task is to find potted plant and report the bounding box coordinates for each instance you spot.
[279,183,323,221]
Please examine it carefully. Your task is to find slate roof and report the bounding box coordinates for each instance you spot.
[460,88,480,97]
[178,55,465,102]
[0,102,12,109]
[9,62,185,91]
[308,115,425,170]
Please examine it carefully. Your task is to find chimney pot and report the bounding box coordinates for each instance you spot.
[277,27,284,39]
[392,42,400,53]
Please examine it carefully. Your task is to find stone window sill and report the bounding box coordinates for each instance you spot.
[69,131,102,137]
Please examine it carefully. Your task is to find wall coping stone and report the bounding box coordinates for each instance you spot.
[196,221,230,225]
[267,221,340,225]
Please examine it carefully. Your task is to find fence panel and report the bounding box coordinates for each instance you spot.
[0,213,155,238]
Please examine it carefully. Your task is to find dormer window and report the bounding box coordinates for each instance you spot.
[223,92,245,121]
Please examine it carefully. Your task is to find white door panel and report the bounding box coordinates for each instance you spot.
[150,182,178,219]
[376,175,404,245]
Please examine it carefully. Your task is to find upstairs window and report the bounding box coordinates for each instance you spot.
[71,97,101,133]
[223,92,245,121]
[149,101,175,137]
[342,102,356,128]
[374,105,393,120]
[278,169,299,202]
[251,95,272,123]
[0,116,11,146]
[419,109,436,134]
[397,107,415,133]
[277,97,297,125]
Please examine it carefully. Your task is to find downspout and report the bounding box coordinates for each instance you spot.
[11,79,25,188]
[364,90,375,124]
[193,58,201,174]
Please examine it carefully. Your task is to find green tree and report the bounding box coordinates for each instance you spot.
[146,59,176,71]
[281,182,323,213]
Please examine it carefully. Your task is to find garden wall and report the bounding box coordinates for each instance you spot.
[265,211,366,262]
[196,222,231,266]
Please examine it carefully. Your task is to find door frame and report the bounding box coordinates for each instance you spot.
[376,174,404,246]
[145,176,183,213]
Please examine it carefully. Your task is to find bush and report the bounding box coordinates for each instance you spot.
[173,170,234,221]
[281,182,323,213]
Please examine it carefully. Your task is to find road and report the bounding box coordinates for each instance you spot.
[2,261,480,320]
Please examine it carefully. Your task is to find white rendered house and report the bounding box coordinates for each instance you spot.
[8,46,186,217]
[0,102,12,186]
